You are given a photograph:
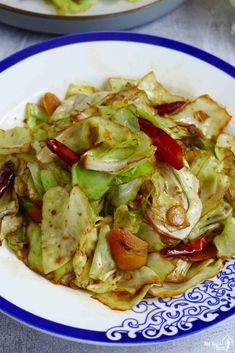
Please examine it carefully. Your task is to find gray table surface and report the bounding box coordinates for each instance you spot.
[0,0,235,352]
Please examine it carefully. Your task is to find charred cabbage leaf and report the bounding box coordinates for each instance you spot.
[171,95,231,139]
[0,127,31,154]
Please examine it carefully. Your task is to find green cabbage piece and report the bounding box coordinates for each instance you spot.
[216,133,235,155]
[82,132,155,173]
[93,284,152,311]
[33,129,48,143]
[0,127,31,154]
[25,103,49,130]
[5,226,27,258]
[104,77,136,91]
[40,163,71,192]
[112,106,140,132]
[73,227,98,288]
[50,92,110,122]
[72,162,113,200]
[137,223,165,252]
[0,189,18,220]
[128,95,183,139]
[214,217,235,258]
[149,260,222,298]
[28,162,44,198]
[66,83,97,97]
[107,75,188,140]
[40,169,58,191]
[132,103,188,140]
[113,205,142,234]
[189,199,232,240]
[170,95,231,139]
[190,150,229,217]
[87,226,123,293]
[147,252,175,282]
[0,215,22,241]
[89,225,116,282]
[146,166,202,240]
[27,222,43,273]
[215,134,235,213]
[41,186,94,273]
[137,71,183,105]
[53,260,74,284]
[113,159,154,185]
[108,178,144,207]
[15,170,41,202]
[116,266,161,294]
[87,281,121,294]
[165,259,192,283]
[37,116,133,164]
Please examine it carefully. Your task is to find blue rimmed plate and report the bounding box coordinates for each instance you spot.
[0,32,234,345]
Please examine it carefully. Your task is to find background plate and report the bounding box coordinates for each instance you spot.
[0,32,234,345]
[0,0,186,34]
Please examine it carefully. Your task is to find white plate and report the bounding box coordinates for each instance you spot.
[0,32,234,345]
[0,0,187,33]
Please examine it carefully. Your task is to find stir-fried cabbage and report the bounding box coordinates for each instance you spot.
[0,72,234,310]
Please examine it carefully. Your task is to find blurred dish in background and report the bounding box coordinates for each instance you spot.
[0,0,187,34]
[46,0,145,15]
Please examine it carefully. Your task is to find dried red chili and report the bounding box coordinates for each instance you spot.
[46,139,80,165]
[161,236,209,257]
[0,161,15,198]
[138,118,183,170]
[156,101,186,116]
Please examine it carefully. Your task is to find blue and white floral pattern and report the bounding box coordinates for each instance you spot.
[106,259,235,341]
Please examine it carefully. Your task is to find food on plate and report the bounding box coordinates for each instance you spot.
[46,0,142,14]
[0,72,234,310]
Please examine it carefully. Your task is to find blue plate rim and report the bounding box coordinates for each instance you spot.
[0,31,234,345]
[0,31,234,75]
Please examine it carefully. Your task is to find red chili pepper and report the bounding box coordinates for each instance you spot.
[46,139,80,165]
[161,236,209,257]
[156,101,186,116]
[0,161,15,198]
[185,246,217,262]
[138,119,183,170]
